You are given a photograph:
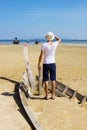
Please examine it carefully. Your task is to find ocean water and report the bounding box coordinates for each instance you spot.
[0,39,87,44]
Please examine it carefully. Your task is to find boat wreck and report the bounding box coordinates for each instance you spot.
[18,44,87,130]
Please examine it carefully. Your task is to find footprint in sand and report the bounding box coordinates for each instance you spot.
[34,106,44,116]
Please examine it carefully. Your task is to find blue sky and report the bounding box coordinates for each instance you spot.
[0,0,87,39]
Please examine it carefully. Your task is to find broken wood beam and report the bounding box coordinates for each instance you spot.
[55,81,87,104]
[19,86,43,130]
[81,96,87,105]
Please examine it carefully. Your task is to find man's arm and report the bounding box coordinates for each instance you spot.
[38,50,44,70]
[55,36,61,43]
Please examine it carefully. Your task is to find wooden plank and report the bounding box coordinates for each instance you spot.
[80,96,87,106]
[61,86,68,95]
[55,89,65,97]
[24,106,42,130]
[19,87,42,130]
[76,93,85,103]
[36,77,87,104]
[38,68,43,95]
[54,81,87,104]
[20,83,30,98]
[23,44,34,88]
[70,90,77,99]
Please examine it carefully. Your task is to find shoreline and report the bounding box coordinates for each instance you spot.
[0,42,87,46]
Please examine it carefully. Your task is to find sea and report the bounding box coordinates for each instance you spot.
[0,39,87,45]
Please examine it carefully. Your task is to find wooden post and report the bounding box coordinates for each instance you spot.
[23,44,34,88]
[38,68,43,95]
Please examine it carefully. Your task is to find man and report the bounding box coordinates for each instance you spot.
[38,32,61,100]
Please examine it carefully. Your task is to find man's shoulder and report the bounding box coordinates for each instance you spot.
[43,42,47,45]
[53,41,59,46]
[41,42,47,47]
[41,42,47,50]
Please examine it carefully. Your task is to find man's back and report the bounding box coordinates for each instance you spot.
[41,41,58,64]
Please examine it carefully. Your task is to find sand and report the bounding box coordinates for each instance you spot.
[0,44,87,130]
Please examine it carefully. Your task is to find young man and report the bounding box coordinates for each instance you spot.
[38,32,61,100]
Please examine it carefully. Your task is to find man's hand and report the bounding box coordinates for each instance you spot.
[38,64,41,71]
[55,36,61,43]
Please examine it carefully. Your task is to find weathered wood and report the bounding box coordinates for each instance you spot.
[19,87,42,130]
[80,96,87,105]
[70,90,77,99]
[54,81,87,104]
[61,86,68,95]
[20,83,30,98]
[76,93,84,103]
[38,68,43,95]
[24,106,42,130]
[55,89,65,97]
[23,44,34,88]
[36,76,87,105]
[66,88,74,97]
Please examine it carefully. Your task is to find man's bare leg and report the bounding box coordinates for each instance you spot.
[51,80,55,99]
[44,81,48,99]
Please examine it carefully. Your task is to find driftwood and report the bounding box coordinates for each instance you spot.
[36,75,87,105]
[38,68,43,95]
[50,80,87,105]
[20,44,87,130]
[20,44,44,129]
[23,44,34,88]
[19,45,43,129]
[19,85,43,130]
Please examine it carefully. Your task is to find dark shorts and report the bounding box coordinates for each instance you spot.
[43,63,56,81]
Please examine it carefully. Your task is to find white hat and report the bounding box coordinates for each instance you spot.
[45,32,55,40]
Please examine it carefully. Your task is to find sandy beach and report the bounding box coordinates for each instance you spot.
[0,43,87,130]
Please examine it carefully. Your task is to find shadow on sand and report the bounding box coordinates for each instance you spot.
[0,76,35,130]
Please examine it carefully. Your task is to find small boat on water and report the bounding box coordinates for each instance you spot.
[35,39,40,44]
[13,37,19,44]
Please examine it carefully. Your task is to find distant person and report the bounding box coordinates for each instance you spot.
[13,37,19,44]
[35,39,40,44]
[38,32,61,100]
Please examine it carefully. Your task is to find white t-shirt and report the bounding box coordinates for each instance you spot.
[41,41,59,64]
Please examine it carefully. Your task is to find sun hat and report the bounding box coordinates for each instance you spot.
[45,32,55,40]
